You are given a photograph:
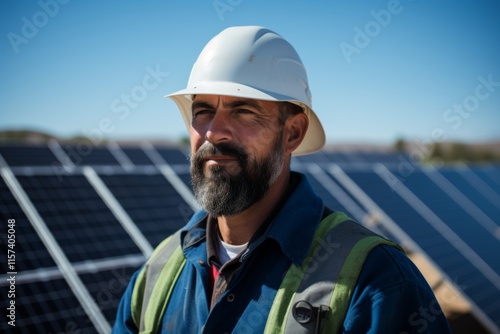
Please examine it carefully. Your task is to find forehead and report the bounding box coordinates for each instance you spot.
[192,94,280,110]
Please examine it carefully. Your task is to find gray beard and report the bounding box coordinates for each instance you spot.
[190,136,284,217]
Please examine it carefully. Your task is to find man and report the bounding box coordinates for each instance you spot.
[113,26,451,333]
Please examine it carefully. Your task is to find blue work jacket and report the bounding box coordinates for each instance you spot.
[113,172,451,333]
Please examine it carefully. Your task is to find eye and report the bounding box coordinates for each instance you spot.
[193,109,213,119]
[234,108,254,115]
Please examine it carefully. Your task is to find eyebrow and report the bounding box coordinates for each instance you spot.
[191,101,213,112]
[223,99,261,110]
[191,98,262,113]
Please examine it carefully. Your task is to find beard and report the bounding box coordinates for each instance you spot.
[190,135,284,217]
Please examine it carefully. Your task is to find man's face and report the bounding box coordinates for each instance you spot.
[189,95,285,216]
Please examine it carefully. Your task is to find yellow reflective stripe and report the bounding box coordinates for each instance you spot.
[131,234,175,327]
[131,231,186,333]
[264,211,350,334]
[142,247,186,333]
[131,267,146,328]
[264,264,302,333]
[326,236,404,333]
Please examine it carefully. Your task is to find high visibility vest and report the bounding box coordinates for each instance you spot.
[131,212,404,333]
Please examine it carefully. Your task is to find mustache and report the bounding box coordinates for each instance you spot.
[191,141,247,165]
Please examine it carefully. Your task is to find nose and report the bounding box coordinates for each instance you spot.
[205,111,232,144]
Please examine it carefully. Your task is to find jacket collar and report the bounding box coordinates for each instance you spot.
[260,172,324,266]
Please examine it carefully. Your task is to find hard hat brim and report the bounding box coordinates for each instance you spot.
[166,81,325,156]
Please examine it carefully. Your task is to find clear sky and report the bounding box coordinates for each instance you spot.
[1,0,499,146]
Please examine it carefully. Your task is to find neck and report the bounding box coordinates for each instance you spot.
[217,169,291,245]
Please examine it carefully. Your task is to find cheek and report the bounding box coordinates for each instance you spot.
[246,130,280,161]
[190,126,205,155]
[241,119,275,140]
[254,127,280,148]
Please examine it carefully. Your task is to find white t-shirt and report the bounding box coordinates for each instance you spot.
[217,235,248,265]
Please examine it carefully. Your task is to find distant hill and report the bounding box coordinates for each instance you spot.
[0,129,59,143]
[395,138,500,163]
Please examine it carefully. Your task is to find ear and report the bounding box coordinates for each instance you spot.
[283,113,309,154]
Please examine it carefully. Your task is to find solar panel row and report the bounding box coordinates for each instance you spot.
[0,142,498,333]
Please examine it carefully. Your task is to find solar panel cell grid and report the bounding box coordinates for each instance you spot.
[100,174,193,247]
[439,169,500,221]
[0,278,96,333]
[61,146,119,166]
[121,147,154,165]
[325,152,353,163]
[294,151,332,164]
[0,145,59,167]
[16,175,142,262]
[155,147,189,165]
[344,171,447,243]
[472,166,500,195]
[79,265,140,324]
[401,170,499,270]
[177,172,193,191]
[0,179,56,271]
[303,172,351,214]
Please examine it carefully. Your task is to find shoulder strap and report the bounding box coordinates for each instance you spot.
[131,229,186,334]
[264,212,403,334]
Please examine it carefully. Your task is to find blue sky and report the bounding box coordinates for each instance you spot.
[1,0,499,145]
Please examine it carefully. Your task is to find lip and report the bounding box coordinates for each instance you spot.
[204,155,238,166]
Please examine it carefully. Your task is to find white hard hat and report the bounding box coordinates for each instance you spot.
[167,25,325,156]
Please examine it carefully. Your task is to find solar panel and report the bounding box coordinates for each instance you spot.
[341,169,444,243]
[61,145,119,166]
[303,172,352,214]
[0,178,56,271]
[327,150,366,163]
[121,147,154,165]
[338,167,500,330]
[177,171,193,190]
[79,264,141,324]
[356,151,408,165]
[0,278,96,333]
[100,173,193,247]
[16,174,142,262]
[295,150,333,164]
[0,142,498,333]
[155,147,189,165]
[471,165,500,193]
[437,167,500,231]
[0,144,59,167]
[401,169,499,268]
